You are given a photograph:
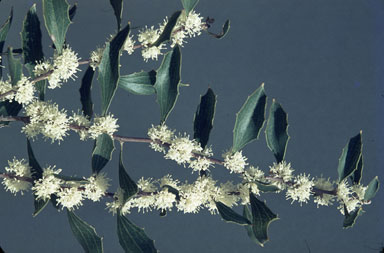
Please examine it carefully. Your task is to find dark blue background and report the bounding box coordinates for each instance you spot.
[1,0,383,252]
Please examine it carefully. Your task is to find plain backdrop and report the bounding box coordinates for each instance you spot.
[0,0,383,252]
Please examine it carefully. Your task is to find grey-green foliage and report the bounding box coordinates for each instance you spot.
[232,83,267,153]
[154,45,182,123]
[67,210,104,253]
[42,0,71,54]
[98,23,130,116]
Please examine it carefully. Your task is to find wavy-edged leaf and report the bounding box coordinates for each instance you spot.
[232,83,267,153]
[119,143,138,203]
[67,210,104,253]
[27,139,43,180]
[0,7,13,79]
[193,88,216,149]
[216,201,251,225]
[181,0,199,15]
[98,23,130,116]
[7,47,22,85]
[53,174,88,183]
[69,3,78,21]
[119,70,156,95]
[21,4,46,100]
[154,45,182,123]
[117,213,157,253]
[27,139,50,217]
[109,0,123,31]
[42,0,71,54]
[92,133,115,174]
[243,205,261,245]
[350,154,363,185]
[364,176,379,201]
[0,47,23,126]
[79,66,94,119]
[152,11,182,47]
[249,193,278,246]
[255,181,280,193]
[337,131,362,183]
[343,206,364,229]
[33,198,49,217]
[265,99,289,163]
[208,19,230,39]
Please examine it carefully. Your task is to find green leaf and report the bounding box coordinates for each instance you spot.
[232,83,267,153]
[109,0,123,31]
[249,192,278,247]
[364,176,379,201]
[181,0,199,15]
[118,70,156,95]
[0,100,22,126]
[3,46,23,125]
[343,206,364,229]
[7,47,22,85]
[243,205,261,245]
[337,131,362,183]
[208,19,230,39]
[193,88,216,149]
[27,139,43,180]
[254,181,280,193]
[265,99,290,163]
[216,201,251,225]
[0,7,13,79]
[92,133,115,174]
[119,143,138,203]
[350,155,363,185]
[69,3,78,21]
[21,4,46,100]
[117,213,157,253]
[154,46,182,123]
[27,139,50,217]
[151,11,182,47]
[67,210,104,253]
[53,174,88,183]
[21,4,44,68]
[98,23,130,116]
[79,66,95,119]
[42,0,71,54]
[33,198,49,217]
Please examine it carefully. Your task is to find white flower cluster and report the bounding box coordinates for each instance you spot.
[22,100,70,143]
[286,173,314,205]
[32,166,111,210]
[121,10,204,61]
[87,113,119,139]
[269,161,294,189]
[33,47,80,89]
[89,47,104,71]
[69,112,91,140]
[165,133,203,167]
[1,158,32,195]
[223,150,248,174]
[0,75,35,105]
[106,174,246,216]
[32,166,63,201]
[148,124,214,172]
[336,180,367,215]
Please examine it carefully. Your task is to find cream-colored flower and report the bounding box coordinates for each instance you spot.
[88,113,119,139]
[2,158,32,195]
[223,150,248,173]
[84,173,111,202]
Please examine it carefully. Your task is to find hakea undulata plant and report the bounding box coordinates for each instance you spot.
[0,0,379,252]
